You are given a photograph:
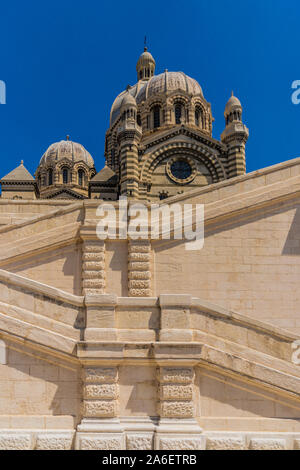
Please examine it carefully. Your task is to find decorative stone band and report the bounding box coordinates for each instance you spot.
[82,367,119,419]
[1,430,300,450]
[82,240,105,295]
[128,239,151,297]
[157,367,195,419]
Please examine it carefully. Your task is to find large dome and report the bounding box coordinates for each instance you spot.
[110,71,204,126]
[39,139,94,167]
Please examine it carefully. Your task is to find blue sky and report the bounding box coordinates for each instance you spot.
[0,0,299,179]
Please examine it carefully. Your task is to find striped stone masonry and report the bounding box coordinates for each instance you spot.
[128,239,152,297]
[82,240,106,295]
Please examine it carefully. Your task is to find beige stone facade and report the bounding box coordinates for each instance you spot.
[0,49,299,450]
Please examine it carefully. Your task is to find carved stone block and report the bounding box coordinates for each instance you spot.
[206,436,246,450]
[84,383,119,399]
[35,433,74,450]
[160,401,195,418]
[126,434,153,450]
[249,438,286,450]
[0,433,32,450]
[84,367,118,383]
[159,367,194,384]
[79,436,123,450]
[159,437,203,450]
[159,384,193,401]
[84,400,118,418]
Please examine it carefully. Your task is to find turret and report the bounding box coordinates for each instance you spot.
[117,91,142,198]
[221,92,249,177]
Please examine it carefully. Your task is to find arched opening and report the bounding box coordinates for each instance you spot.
[195,106,202,127]
[78,169,84,186]
[153,105,161,128]
[137,113,141,126]
[175,104,182,124]
[62,167,69,184]
[48,168,53,186]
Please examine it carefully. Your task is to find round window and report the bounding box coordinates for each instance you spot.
[170,160,192,180]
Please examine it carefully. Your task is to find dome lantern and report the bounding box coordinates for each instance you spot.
[136,47,156,82]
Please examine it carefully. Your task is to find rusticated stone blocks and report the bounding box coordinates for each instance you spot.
[249,438,286,450]
[79,435,123,450]
[126,434,153,450]
[82,367,119,418]
[82,240,105,295]
[0,433,32,450]
[206,436,246,450]
[158,367,195,418]
[128,240,151,296]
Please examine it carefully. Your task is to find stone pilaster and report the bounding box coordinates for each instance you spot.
[82,367,119,419]
[155,366,203,450]
[128,239,151,296]
[82,240,105,295]
[76,366,124,450]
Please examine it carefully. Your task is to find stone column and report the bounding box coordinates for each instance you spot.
[82,239,105,295]
[76,366,124,450]
[155,366,203,450]
[128,239,151,297]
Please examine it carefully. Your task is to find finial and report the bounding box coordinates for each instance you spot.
[66,135,70,141]
[20,160,24,165]
[126,84,131,91]
[144,35,147,52]
[231,90,234,96]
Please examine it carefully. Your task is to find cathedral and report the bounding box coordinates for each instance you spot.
[0,48,299,450]
[0,47,248,202]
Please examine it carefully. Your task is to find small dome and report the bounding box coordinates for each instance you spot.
[110,81,146,126]
[121,91,137,108]
[136,48,156,70]
[225,93,242,115]
[39,138,95,167]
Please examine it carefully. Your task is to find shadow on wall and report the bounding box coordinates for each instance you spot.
[282,206,300,255]
[1,245,82,296]
[196,369,300,419]
[1,341,81,424]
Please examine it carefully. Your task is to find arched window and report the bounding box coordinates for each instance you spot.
[153,105,160,128]
[137,114,141,126]
[48,168,53,186]
[62,167,68,184]
[175,104,182,124]
[195,106,202,127]
[78,169,84,186]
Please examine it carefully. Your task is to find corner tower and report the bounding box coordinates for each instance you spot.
[221,92,249,177]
